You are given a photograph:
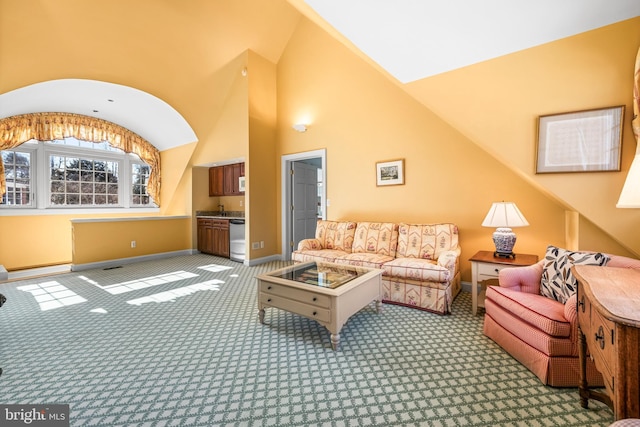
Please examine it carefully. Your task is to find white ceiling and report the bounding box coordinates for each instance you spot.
[0,79,197,152]
[304,0,640,83]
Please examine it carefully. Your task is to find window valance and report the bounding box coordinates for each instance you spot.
[0,112,161,205]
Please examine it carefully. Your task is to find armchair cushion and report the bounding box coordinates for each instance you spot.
[486,286,570,338]
[540,245,610,304]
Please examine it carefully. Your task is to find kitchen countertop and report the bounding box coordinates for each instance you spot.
[196,210,245,220]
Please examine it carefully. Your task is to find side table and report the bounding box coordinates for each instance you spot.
[469,250,538,315]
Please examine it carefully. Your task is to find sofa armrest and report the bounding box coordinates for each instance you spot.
[437,248,460,281]
[497,260,544,294]
[297,238,322,251]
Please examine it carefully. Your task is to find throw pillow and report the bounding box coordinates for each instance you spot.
[540,245,610,304]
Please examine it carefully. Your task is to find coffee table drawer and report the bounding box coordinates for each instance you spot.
[259,282,331,308]
[259,293,331,322]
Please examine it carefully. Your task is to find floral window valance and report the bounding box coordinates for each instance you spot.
[0,112,161,205]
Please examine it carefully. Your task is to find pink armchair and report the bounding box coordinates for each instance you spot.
[483,252,640,387]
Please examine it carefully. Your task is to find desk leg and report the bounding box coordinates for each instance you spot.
[578,325,590,408]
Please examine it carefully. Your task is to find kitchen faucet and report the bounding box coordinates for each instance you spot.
[218,204,225,215]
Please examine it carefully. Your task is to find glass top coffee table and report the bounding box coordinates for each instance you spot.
[257,262,383,350]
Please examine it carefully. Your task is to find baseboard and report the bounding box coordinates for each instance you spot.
[460,280,471,293]
[4,264,71,282]
[70,249,197,272]
[245,254,283,266]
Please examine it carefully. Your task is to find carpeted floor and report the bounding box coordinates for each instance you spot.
[0,254,613,426]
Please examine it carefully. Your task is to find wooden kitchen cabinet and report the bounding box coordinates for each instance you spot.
[209,163,244,196]
[208,167,224,196]
[197,218,229,257]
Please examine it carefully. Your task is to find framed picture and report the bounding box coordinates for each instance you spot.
[376,159,404,186]
[536,105,624,173]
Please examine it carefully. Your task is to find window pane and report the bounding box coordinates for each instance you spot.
[49,154,120,207]
[1,150,32,206]
[131,163,152,206]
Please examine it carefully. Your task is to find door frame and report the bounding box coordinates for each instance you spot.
[281,148,327,260]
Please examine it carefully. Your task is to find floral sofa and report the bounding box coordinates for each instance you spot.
[291,220,461,314]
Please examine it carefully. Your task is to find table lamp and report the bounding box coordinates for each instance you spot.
[481,202,529,259]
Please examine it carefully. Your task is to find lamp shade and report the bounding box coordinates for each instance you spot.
[481,202,529,228]
[617,154,640,208]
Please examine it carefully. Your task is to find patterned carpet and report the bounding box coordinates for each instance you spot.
[0,254,614,426]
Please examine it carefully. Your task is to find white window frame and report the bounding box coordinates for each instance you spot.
[1,140,159,216]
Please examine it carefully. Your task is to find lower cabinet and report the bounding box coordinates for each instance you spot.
[197,218,229,257]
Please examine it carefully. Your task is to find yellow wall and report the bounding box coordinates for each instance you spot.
[247,51,279,259]
[276,17,579,279]
[405,17,640,257]
[71,217,191,266]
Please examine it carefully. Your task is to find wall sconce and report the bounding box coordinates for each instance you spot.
[481,201,529,259]
[292,123,307,133]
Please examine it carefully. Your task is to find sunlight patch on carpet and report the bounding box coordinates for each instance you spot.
[198,264,233,273]
[17,281,87,311]
[126,280,224,306]
[79,271,199,294]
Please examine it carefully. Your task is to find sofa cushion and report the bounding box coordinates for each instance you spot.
[315,220,357,252]
[396,223,459,260]
[291,249,350,264]
[352,222,399,256]
[383,257,450,283]
[333,253,394,269]
[486,285,570,338]
[540,246,610,304]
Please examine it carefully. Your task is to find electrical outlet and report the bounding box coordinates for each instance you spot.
[251,242,260,250]
[260,241,264,249]
[239,200,243,207]
[131,240,136,248]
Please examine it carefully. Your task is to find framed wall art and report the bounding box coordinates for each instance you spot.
[536,105,624,173]
[376,159,404,186]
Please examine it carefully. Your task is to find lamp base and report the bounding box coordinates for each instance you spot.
[493,251,516,259]
[492,227,517,258]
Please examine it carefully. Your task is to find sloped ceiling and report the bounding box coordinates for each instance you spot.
[299,0,640,83]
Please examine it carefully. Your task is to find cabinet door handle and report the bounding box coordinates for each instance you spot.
[267,286,272,290]
[594,326,605,350]
[312,297,317,301]
[578,296,585,313]
[494,268,500,274]
[312,311,317,316]
[267,298,272,303]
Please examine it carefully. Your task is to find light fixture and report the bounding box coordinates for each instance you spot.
[617,152,640,208]
[292,123,307,133]
[481,202,529,259]
[617,46,640,207]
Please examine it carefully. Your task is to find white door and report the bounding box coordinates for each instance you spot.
[291,161,320,253]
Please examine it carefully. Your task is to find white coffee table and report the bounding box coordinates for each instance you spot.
[257,262,383,350]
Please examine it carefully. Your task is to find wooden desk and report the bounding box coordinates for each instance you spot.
[573,265,640,421]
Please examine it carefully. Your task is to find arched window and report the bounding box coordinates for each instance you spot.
[0,112,161,208]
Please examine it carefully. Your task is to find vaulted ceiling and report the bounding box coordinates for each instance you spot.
[1,0,638,151]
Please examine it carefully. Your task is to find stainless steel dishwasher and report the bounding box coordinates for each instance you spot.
[229,219,246,262]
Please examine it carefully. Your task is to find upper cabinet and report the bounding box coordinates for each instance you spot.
[209,163,245,196]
